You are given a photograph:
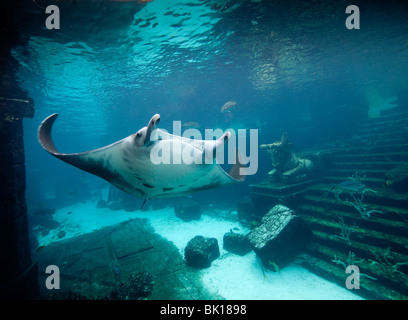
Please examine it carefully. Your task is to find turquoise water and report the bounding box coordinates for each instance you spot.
[10,0,408,299]
[16,0,408,209]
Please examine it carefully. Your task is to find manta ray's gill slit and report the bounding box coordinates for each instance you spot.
[163,187,174,192]
[143,183,155,189]
[134,175,144,181]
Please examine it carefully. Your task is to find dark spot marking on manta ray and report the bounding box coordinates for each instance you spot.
[140,21,151,28]
[143,183,154,189]
[163,187,174,192]
[190,182,222,193]
[134,175,144,181]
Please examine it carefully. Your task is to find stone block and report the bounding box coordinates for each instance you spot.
[223,230,251,256]
[247,204,311,271]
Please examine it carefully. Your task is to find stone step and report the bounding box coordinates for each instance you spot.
[328,168,389,179]
[348,135,408,148]
[332,161,403,171]
[297,201,408,237]
[324,176,386,188]
[334,151,408,162]
[300,214,408,255]
[299,146,408,163]
[308,230,408,282]
[294,109,408,300]
[305,183,408,209]
[302,233,408,300]
[249,179,320,196]
[296,254,384,299]
[358,113,408,130]
[302,191,408,223]
[362,110,408,121]
[357,121,408,135]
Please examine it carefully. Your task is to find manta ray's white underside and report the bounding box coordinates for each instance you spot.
[38,113,245,200]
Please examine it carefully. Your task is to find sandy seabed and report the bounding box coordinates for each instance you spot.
[36,200,363,300]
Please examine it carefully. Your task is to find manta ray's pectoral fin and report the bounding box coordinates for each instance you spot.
[37,113,118,182]
[202,132,231,164]
[202,132,246,182]
[228,149,246,182]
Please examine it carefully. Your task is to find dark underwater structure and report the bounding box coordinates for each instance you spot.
[0,0,38,299]
[248,106,408,299]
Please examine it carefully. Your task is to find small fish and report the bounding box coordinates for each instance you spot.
[63,189,76,198]
[383,180,393,189]
[36,245,46,253]
[255,255,268,281]
[112,265,121,276]
[268,260,280,273]
[182,121,200,128]
[220,100,237,113]
[330,180,365,193]
[248,220,260,228]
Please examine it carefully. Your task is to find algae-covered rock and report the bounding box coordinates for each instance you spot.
[247,204,311,271]
[184,235,220,268]
[223,230,251,256]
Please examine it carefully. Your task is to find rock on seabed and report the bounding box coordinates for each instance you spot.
[247,204,311,270]
[184,235,220,269]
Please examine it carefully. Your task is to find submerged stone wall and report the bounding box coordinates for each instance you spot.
[0,0,38,299]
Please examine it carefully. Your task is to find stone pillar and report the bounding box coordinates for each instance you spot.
[0,97,38,299]
[0,0,38,299]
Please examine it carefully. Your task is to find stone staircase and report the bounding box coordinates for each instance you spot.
[249,108,408,299]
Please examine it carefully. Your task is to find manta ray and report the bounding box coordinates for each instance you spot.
[38,113,246,200]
